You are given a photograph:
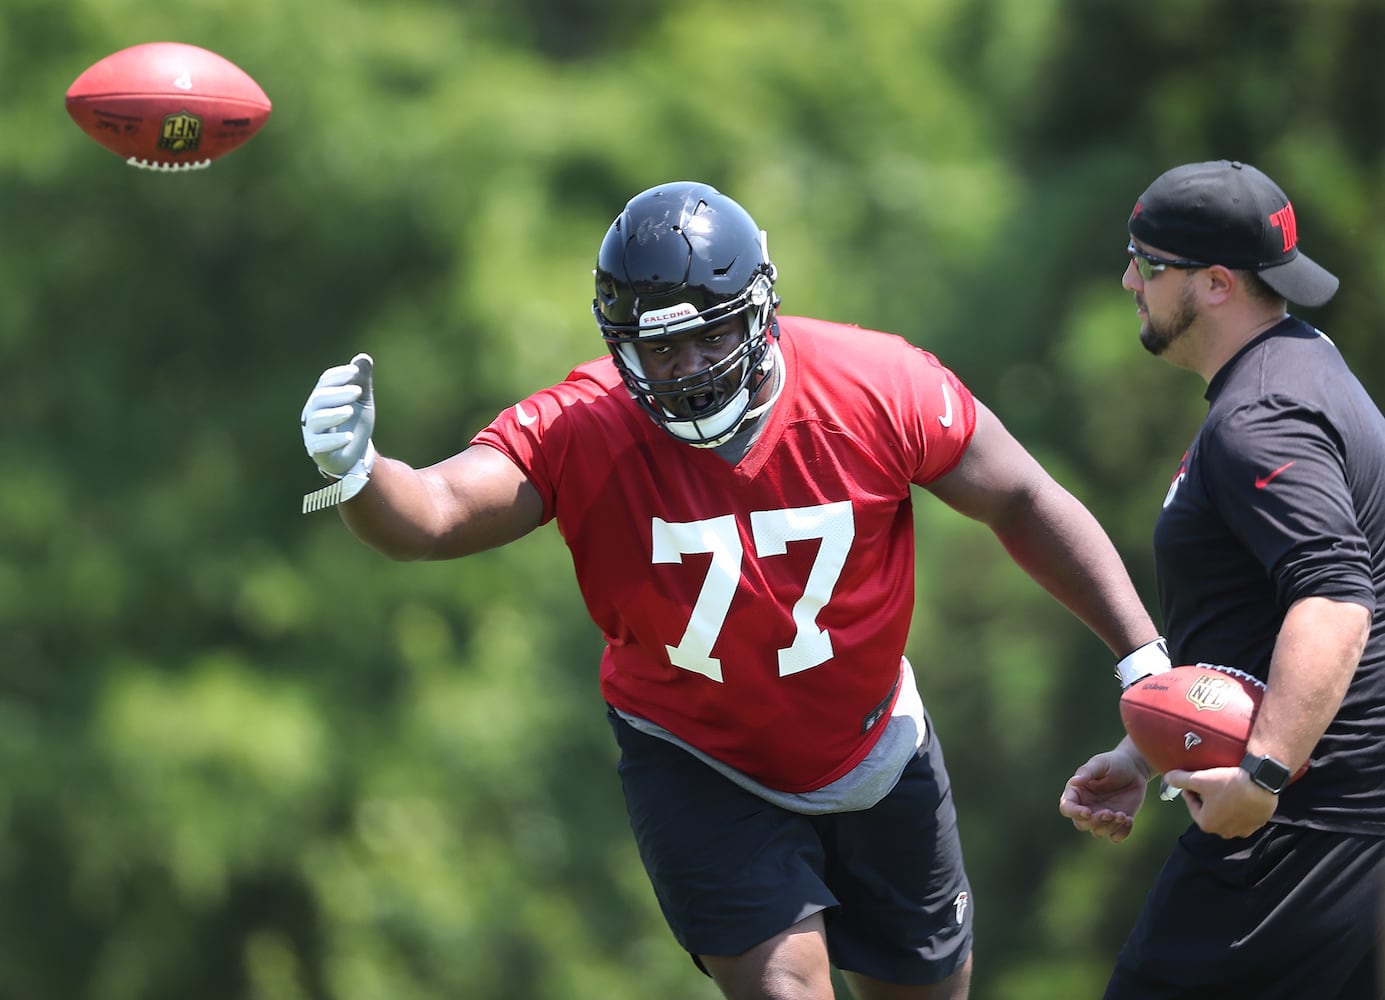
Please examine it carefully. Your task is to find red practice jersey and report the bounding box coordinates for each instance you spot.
[472,316,977,791]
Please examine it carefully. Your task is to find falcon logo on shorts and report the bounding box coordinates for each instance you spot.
[953,891,969,925]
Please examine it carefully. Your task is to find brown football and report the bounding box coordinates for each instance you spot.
[1119,663,1307,782]
[66,42,271,171]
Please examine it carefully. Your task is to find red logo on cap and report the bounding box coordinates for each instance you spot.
[1269,203,1298,252]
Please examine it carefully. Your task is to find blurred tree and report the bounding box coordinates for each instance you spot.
[2,0,1383,997]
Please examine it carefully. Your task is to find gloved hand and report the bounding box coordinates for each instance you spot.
[302,353,376,478]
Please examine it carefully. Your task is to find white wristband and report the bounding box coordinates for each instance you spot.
[1114,637,1171,688]
[1158,777,1183,801]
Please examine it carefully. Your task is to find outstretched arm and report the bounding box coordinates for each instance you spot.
[925,400,1159,658]
[300,353,544,561]
[340,446,545,561]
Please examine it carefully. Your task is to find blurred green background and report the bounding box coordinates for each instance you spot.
[6,0,1385,997]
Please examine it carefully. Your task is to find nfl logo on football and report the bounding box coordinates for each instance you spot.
[1185,675,1231,712]
[158,110,202,153]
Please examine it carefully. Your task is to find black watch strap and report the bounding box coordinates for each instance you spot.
[1240,751,1292,794]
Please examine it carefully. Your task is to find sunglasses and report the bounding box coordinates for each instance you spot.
[1126,240,1210,281]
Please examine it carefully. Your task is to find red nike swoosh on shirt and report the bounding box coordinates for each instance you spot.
[1255,461,1296,489]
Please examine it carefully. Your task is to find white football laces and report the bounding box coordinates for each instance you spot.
[126,157,213,172]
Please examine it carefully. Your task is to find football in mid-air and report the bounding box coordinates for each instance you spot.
[1119,663,1307,782]
[66,42,271,171]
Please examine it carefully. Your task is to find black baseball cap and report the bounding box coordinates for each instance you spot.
[1128,160,1338,307]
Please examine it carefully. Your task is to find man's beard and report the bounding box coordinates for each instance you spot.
[1139,280,1199,357]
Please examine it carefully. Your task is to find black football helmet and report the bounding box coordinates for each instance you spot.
[593,181,781,447]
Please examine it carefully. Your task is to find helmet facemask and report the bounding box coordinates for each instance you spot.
[602,269,780,447]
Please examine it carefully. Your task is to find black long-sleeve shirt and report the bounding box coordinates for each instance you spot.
[1153,316,1385,834]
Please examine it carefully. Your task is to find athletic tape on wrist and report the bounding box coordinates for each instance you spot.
[1114,637,1171,688]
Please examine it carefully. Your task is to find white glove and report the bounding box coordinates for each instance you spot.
[300,353,377,512]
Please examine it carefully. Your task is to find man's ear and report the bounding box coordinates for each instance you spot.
[1202,264,1237,305]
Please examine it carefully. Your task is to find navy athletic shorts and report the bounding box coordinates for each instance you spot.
[1105,822,1385,999]
[607,707,973,985]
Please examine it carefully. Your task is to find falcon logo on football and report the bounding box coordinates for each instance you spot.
[159,110,202,153]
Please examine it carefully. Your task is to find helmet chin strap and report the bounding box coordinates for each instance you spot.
[738,342,785,424]
[668,343,784,448]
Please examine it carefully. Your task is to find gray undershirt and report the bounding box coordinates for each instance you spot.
[616,659,926,815]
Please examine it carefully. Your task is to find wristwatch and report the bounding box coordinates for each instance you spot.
[1240,752,1292,794]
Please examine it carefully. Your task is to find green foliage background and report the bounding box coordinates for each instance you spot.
[5,1,1385,997]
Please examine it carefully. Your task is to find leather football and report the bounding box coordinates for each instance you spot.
[66,42,271,171]
[1119,663,1307,782]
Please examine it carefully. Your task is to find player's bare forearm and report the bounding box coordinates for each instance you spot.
[336,455,451,560]
[340,445,544,561]
[928,402,1157,657]
[992,478,1158,656]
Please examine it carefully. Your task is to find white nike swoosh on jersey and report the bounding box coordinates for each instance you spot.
[516,402,538,426]
[938,384,954,428]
